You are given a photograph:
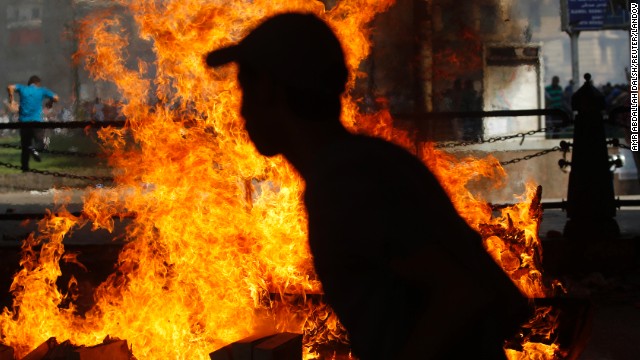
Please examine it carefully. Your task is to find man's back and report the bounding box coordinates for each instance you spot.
[304,134,530,359]
[545,84,563,110]
[15,84,55,122]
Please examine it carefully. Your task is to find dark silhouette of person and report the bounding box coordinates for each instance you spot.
[7,75,58,171]
[206,13,531,360]
[461,79,483,141]
[440,78,462,112]
[563,79,575,111]
[545,75,565,138]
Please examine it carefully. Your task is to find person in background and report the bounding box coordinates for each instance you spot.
[461,79,483,141]
[92,97,105,122]
[205,12,531,360]
[605,84,623,110]
[563,79,575,112]
[545,75,564,138]
[443,78,462,111]
[7,75,59,172]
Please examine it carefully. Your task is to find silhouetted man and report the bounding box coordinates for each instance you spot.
[7,75,58,171]
[206,13,531,360]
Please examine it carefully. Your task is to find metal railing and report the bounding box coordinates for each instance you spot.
[0,109,636,222]
[0,120,126,182]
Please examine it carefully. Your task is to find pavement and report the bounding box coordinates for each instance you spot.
[537,200,640,360]
[0,188,127,245]
[0,190,638,359]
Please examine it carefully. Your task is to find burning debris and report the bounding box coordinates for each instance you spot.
[479,185,547,298]
[210,332,303,360]
[0,343,13,360]
[20,337,133,360]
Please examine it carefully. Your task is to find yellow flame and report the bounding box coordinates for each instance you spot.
[1,1,394,359]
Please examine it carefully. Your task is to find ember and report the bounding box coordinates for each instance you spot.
[0,1,569,360]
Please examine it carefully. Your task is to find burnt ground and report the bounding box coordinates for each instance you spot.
[0,191,639,359]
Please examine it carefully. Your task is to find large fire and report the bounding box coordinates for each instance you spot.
[0,1,561,359]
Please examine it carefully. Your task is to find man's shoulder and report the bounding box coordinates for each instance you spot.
[323,135,416,166]
[38,87,55,94]
[338,134,410,153]
[311,134,429,187]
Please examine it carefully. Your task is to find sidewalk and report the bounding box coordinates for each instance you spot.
[538,203,640,360]
[0,188,125,246]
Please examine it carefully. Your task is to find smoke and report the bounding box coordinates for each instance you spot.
[358,0,527,117]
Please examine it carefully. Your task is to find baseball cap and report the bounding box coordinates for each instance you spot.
[205,12,348,96]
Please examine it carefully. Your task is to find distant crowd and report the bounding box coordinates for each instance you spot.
[546,75,630,114]
[600,82,630,111]
[545,75,630,137]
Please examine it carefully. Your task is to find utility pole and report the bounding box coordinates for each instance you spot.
[561,0,581,90]
[568,30,580,90]
[561,0,631,89]
[0,1,6,96]
[71,1,80,113]
[415,0,432,113]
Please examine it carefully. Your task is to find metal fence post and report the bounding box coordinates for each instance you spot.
[564,74,619,240]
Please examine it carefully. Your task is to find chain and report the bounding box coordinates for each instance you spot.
[499,146,563,166]
[44,148,100,158]
[0,122,593,177]
[605,120,631,129]
[0,160,113,182]
[605,138,634,150]
[0,143,100,158]
[0,143,20,150]
[434,127,558,149]
[430,126,566,166]
[28,168,113,182]
[0,161,24,173]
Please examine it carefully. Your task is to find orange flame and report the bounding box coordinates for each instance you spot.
[1,1,395,359]
[0,1,560,359]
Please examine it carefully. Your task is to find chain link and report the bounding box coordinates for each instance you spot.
[0,160,113,182]
[28,168,113,182]
[0,120,623,179]
[499,146,563,166]
[43,148,100,158]
[430,126,568,166]
[0,143,100,158]
[434,127,559,149]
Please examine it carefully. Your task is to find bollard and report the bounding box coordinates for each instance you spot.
[563,74,619,240]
